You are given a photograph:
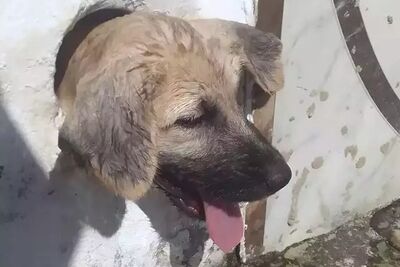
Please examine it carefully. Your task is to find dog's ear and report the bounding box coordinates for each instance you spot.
[234,24,283,94]
[189,19,283,94]
[59,61,159,200]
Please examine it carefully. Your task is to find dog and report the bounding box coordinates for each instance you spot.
[56,11,291,253]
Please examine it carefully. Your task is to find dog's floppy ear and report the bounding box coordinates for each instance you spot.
[234,23,283,94]
[59,61,159,200]
[189,19,283,94]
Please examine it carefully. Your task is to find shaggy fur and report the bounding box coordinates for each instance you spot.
[56,12,290,202]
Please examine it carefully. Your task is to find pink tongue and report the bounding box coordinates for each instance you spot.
[203,201,244,253]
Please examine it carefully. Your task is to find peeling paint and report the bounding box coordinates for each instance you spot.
[355,157,366,169]
[287,168,310,226]
[387,15,393,24]
[344,145,358,160]
[311,156,324,169]
[306,103,316,118]
[319,91,329,101]
[380,138,396,155]
[341,126,348,135]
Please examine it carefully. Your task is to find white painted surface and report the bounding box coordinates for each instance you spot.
[265,0,400,252]
[145,0,256,25]
[360,0,400,97]
[0,0,255,266]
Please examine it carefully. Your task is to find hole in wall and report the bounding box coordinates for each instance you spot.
[53,7,131,92]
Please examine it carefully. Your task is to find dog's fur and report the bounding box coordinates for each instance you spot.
[57,12,291,203]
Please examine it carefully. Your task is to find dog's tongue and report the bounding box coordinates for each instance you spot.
[203,201,244,253]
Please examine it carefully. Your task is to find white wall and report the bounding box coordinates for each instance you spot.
[0,1,256,266]
[265,0,400,252]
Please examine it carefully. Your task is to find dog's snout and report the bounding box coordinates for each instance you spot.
[265,161,292,194]
[251,134,292,194]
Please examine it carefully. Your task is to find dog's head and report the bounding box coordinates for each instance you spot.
[151,18,291,205]
[58,13,291,252]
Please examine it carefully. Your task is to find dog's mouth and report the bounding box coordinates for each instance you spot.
[154,176,244,253]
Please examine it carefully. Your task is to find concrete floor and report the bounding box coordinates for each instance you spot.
[237,199,400,267]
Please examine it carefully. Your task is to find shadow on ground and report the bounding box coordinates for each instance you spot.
[0,101,213,267]
[137,189,210,267]
[0,104,126,267]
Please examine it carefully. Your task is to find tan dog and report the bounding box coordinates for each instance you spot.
[56,11,291,252]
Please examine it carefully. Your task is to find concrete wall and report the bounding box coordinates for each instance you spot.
[0,1,256,266]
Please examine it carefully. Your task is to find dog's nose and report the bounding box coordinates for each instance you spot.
[266,162,292,194]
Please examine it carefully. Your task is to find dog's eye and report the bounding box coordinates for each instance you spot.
[174,115,204,128]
